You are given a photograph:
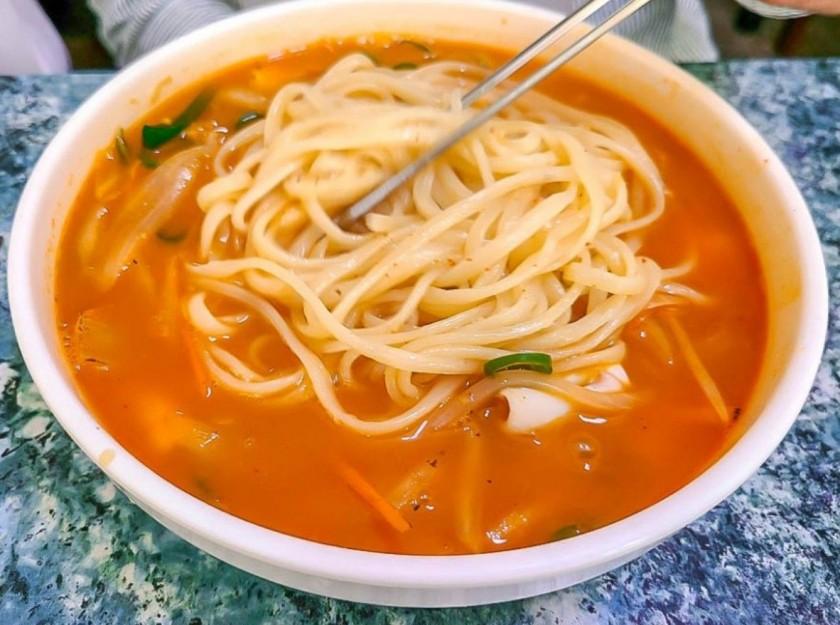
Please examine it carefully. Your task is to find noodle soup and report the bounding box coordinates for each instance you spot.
[54,38,767,555]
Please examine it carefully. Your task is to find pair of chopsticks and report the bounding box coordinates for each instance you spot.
[336,0,653,227]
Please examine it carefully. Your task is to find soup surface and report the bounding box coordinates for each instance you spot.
[55,38,767,554]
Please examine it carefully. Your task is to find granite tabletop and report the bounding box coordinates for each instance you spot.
[0,60,838,625]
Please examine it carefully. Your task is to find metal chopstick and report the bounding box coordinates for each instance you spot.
[336,0,653,228]
[461,0,616,107]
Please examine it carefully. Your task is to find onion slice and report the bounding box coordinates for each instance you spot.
[97,144,210,290]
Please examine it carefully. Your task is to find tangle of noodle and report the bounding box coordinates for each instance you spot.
[185,53,693,436]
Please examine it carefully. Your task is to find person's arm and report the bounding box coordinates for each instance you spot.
[736,0,840,16]
[86,0,235,66]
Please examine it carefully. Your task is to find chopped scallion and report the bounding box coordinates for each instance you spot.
[235,111,263,129]
[484,352,553,376]
[361,51,380,65]
[142,89,214,149]
[393,62,418,71]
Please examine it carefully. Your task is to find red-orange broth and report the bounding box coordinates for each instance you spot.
[54,38,767,554]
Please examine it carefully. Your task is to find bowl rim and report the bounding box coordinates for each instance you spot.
[8,0,828,591]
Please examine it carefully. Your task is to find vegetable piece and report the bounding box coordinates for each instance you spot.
[156,228,187,244]
[77,205,109,264]
[393,62,418,71]
[235,111,263,129]
[94,169,123,203]
[137,394,180,451]
[251,63,302,93]
[135,393,216,453]
[139,150,159,169]
[142,89,213,149]
[361,51,380,65]
[456,432,484,552]
[97,144,209,290]
[638,316,673,364]
[388,461,437,510]
[182,326,212,398]
[69,307,118,371]
[665,315,729,423]
[484,352,553,376]
[157,256,181,339]
[217,87,268,111]
[400,39,432,54]
[472,52,494,69]
[486,508,532,545]
[128,259,156,300]
[550,524,581,541]
[114,128,130,163]
[193,477,214,498]
[337,461,410,533]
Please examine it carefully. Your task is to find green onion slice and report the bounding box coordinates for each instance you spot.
[393,62,418,71]
[235,111,263,129]
[142,89,214,149]
[114,128,130,163]
[484,352,553,376]
[361,51,380,65]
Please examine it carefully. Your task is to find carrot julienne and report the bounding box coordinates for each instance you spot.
[181,326,212,398]
[337,461,411,533]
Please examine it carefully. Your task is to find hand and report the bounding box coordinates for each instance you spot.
[761,0,840,14]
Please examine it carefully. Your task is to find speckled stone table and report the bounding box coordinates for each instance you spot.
[0,60,838,625]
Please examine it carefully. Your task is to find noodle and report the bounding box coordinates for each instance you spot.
[183,53,700,435]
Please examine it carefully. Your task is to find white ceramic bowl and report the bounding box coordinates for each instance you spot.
[8,0,828,608]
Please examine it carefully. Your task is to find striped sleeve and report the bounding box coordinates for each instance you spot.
[526,0,718,62]
[732,0,808,18]
[86,0,236,66]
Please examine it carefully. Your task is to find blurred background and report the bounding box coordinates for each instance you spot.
[28,0,840,69]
